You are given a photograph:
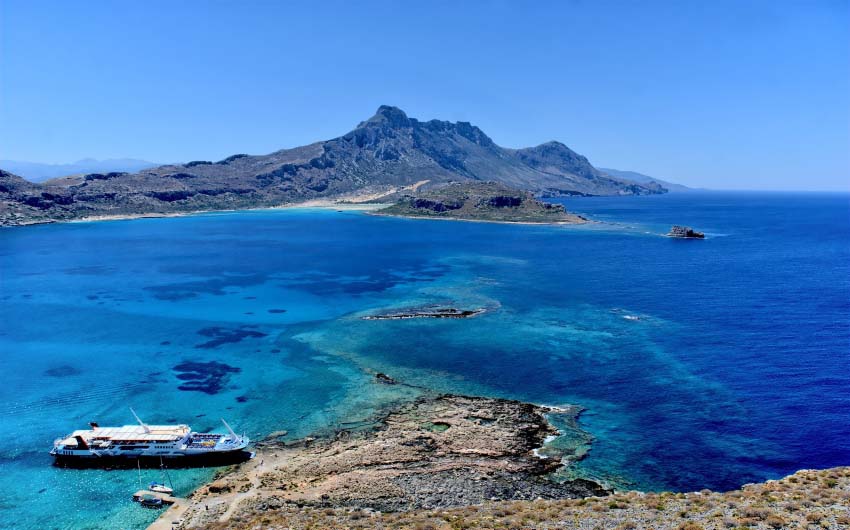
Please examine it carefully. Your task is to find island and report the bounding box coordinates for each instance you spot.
[667,225,706,239]
[372,181,588,224]
[361,306,486,320]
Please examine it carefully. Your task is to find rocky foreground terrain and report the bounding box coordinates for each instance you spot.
[191,467,850,530]
[152,394,606,529]
[1,106,663,227]
[151,391,849,530]
[374,181,587,224]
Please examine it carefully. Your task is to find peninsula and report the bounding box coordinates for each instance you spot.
[151,393,607,529]
[373,181,587,224]
[0,106,664,227]
[150,391,850,530]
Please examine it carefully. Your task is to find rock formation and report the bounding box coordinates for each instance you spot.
[1,106,665,227]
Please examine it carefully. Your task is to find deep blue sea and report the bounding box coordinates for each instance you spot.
[1,192,848,529]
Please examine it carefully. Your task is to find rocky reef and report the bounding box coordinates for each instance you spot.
[172,361,241,395]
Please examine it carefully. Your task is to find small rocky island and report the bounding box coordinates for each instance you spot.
[373,181,588,224]
[667,225,705,239]
[362,307,486,320]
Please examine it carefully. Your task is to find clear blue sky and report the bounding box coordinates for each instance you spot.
[1,0,848,190]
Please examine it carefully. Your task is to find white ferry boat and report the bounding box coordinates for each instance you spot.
[50,408,251,468]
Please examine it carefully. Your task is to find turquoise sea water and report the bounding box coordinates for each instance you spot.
[1,192,848,529]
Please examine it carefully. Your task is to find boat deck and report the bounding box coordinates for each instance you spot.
[133,490,178,505]
[62,424,190,445]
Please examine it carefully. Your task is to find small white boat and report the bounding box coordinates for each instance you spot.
[137,493,164,508]
[149,482,173,495]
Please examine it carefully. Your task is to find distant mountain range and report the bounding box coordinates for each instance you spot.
[0,158,159,183]
[0,106,668,227]
[598,168,692,192]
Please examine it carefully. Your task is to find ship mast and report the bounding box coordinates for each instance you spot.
[221,418,239,441]
[130,407,151,434]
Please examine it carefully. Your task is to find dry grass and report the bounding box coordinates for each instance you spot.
[191,467,850,530]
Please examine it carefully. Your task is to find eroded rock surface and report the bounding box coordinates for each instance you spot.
[165,395,607,529]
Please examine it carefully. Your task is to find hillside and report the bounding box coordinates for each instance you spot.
[374,181,587,224]
[148,389,849,530]
[600,167,692,192]
[0,170,64,226]
[166,467,850,529]
[0,106,663,227]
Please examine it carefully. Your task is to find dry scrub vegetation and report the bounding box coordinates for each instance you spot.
[199,467,849,529]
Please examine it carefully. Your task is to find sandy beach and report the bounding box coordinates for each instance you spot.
[59,199,389,225]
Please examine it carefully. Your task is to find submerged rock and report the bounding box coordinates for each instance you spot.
[44,365,82,377]
[375,372,397,384]
[194,325,267,349]
[172,360,241,394]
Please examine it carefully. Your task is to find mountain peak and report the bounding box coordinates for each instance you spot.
[362,105,411,128]
[535,140,572,151]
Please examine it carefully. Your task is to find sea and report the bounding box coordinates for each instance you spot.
[1,191,848,529]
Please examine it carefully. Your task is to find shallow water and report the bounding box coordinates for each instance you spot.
[1,192,848,529]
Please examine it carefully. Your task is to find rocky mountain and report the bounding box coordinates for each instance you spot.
[599,167,692,192]
[0,106,664,227]
[0,158,159,183]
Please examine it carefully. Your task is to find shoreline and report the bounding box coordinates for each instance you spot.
[142,382,849,529]
[149,392,607,529]
[147,386,850,530]
[0,199,389,228]
[0,181,426,229]
[3,202,594,229]
[368,210,592,226]
[70,200,390,224]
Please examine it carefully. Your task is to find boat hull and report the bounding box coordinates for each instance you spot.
[51,449,254,469]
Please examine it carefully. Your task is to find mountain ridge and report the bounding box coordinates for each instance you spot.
[0,106,664,227]
[599,167,692,192]
[0,158,159,183]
